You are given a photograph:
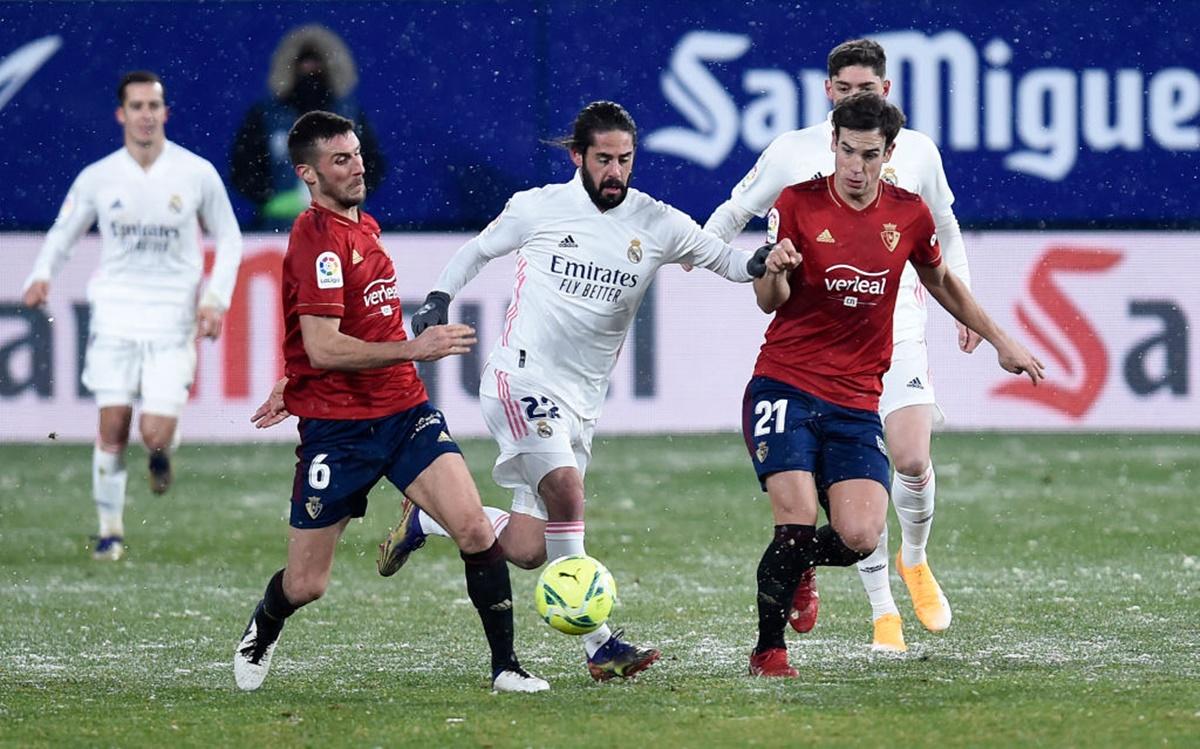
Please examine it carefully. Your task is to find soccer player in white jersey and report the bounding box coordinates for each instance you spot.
[704,39,977,652]
[378,101,770,681]
[21,71,243,561]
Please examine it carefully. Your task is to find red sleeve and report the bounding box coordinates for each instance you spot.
[909,202,943,269]
[287,213,346,317]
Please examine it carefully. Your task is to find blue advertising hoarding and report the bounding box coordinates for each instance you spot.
[1,0,1197,230]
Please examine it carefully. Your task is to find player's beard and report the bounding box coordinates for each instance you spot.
[317,171,365,211]
[582,169,629,211]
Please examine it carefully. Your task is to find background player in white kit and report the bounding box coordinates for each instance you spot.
[704,40,976,651]
[380,101,770,681]
[21,71,243,561]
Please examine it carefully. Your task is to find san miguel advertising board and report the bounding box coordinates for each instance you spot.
[0,0,1197,230]
[1,232,1195,440]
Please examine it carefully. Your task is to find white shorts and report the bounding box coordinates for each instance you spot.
[81,334,196,417]
[879,338,944,425]
[479,373,595,522]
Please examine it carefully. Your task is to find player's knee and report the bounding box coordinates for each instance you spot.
[507,545,547,570]
[451,518,496,556]
[892,454,931,478]
[834,520,884,555]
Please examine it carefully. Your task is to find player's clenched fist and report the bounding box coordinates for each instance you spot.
[409,323,477,361]
[765,238,802,274]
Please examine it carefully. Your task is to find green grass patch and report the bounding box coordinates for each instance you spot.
[1,433,1197,747]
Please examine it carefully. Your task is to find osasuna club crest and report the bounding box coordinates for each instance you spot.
[880,223,901,253]
[756,441,769,462]
[306,496,323,520]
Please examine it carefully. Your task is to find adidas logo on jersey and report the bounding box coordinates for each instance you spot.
[906,377,924,389]
[351,249,364,265]
[816,229,835,243]
[558,235,578,248]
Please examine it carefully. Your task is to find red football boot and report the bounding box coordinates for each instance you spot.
[788,568,820,633]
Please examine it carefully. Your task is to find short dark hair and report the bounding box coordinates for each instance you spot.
[831,92,906,147]
[827,39,887,79]
[287,110,355,167]
[117,71,163,104]
[555,101,638,154]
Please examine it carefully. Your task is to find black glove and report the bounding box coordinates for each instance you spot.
[746,244,773,279]
[410,291,450,335]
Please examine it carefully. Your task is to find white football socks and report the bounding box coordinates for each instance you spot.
[544,520,585,562]
[857,522,900,620]
[893,465,936,566]
[93,446,127,537]
[416,505,510,538]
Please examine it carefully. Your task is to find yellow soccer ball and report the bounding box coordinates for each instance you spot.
[534,554,616,635]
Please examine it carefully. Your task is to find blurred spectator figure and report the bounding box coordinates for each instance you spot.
[230,24,385,230]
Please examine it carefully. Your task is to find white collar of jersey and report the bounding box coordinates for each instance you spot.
[121,139,173,172]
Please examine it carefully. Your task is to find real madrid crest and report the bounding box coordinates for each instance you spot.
[537,420,554,438]
[881,167,898,186]
[168,194,183,213]
[305,496,323,520]
[756,441,769,462]
[880,223,900,253]
[627,239,643,263]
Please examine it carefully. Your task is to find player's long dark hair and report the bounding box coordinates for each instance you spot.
[549,101,638,155]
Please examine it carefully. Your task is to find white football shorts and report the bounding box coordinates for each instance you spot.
[82,334,197,416]
[479,370,595,522]
[879,337,944,425]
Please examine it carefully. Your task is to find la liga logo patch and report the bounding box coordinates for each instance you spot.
[316,251,344,289]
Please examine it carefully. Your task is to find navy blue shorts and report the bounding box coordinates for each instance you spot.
[289,402,463,529]
[741,376,889,492]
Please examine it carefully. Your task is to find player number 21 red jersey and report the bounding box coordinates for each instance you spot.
[754,176,942,411]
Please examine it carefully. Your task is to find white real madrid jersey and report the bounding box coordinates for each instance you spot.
[25,141,243,339]
[434,171,754,418]
[707,119,969,344]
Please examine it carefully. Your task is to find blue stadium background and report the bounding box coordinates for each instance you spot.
[1,0,1197,231]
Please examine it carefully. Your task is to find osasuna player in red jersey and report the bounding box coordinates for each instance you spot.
[232,111,548,694]
[745,93,1044,677]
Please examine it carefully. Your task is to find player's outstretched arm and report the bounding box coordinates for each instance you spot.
[299,314,476,371]
[915,264,1045,385]
[752,239,801,313]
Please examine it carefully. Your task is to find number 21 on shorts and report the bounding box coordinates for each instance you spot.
[753,399,788,436]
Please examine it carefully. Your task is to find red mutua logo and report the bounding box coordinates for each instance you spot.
[992,247,1123,418]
